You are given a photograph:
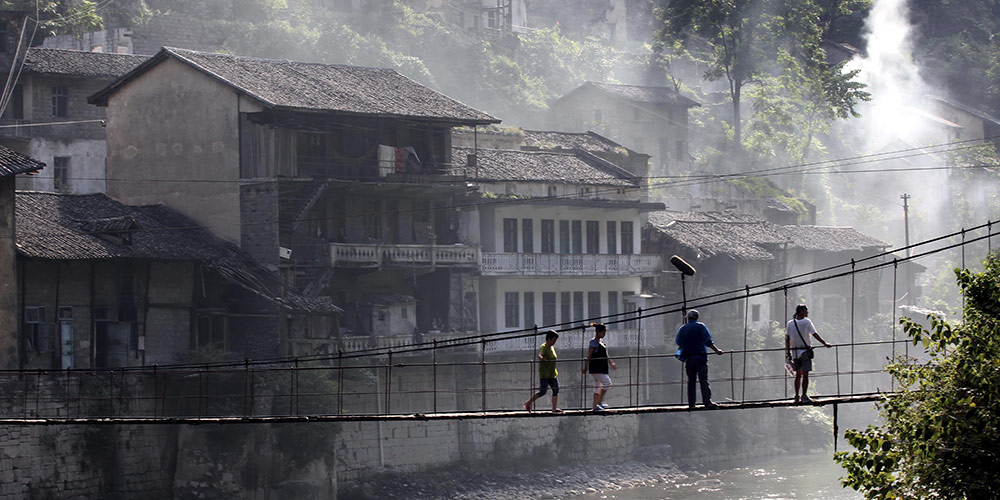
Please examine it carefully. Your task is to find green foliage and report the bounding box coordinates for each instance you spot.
[835,255,1000,499]
[655,0,870,158]
[729,177,809,217]
[0,0,104,38]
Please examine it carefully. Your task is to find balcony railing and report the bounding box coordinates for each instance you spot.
[330,243,480,268]
[338,331,479,353]
[480,253,662,276]
[484,328,662,353]
[336,328,661,354]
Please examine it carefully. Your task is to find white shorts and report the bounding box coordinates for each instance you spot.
[591,373,612,392]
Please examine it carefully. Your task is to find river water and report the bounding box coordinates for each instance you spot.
[569,453,861,500]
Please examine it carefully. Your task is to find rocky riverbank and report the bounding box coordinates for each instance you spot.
[340,459,695,500]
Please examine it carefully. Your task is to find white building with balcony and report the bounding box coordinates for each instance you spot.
[452,146,666,351]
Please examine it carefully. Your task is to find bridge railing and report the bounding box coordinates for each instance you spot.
[0,338,908,421]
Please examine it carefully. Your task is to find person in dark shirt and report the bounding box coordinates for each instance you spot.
[523,330,563,413]
[675,309,724,408]
[582,323,617,411]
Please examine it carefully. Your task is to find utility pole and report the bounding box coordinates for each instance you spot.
[900,194,912,305]
[900,194,911,257]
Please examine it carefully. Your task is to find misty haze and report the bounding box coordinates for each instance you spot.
[0,0,996,499]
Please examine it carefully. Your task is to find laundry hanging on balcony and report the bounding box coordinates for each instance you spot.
[378,145,423,176]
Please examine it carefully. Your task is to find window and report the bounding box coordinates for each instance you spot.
[623,293,638,329]
[505,183,516,195]
[573,291,584,326]
[606,221,617,254]
[196,313,228,350]
[524,292,535,328]
[53,156,70,192]
[571,220,582,254]
[542,292,556,326]
[504,292,520,328]
[522,219,534,253]
[51,86,68,117]
[547,185,558,197]
[586,221,600,254]
[588,292,601,323]
[364,200,382,240]
[620,221,634,254]
[752,304,761,322]
[541,219,555,253]
[25,306,54,353]
[579,186,592,198]
[503,218,518,252]
[560,291,571,325]
[608,291,619,330]
[558,220,570,254]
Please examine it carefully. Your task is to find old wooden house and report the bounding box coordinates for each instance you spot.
[89,47,499,346]
[13,191,338,369]
[645,211,909,334]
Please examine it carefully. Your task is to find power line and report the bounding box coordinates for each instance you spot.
[32,219,993,372]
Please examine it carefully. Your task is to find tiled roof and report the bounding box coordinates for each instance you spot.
[647,211,789,261]
[91,47,499,124]
[927,95,1000,125]
[452,147,637,186]
[782,225,889,252]
[581,82,699,107]
[0,145,44,178]
[22,48,148,78]
[521,129,642,156]
[15,192,338,314]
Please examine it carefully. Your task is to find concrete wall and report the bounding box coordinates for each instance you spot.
[105,58,243,244]
[336,414,641,484]
[16,138,107,194]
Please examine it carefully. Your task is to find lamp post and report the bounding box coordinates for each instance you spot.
[670,255,696,319]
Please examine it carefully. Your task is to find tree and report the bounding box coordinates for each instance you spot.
[835,254,1000,499]
[654,0,870,152]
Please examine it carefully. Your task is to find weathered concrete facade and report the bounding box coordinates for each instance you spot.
[104,58,244,244]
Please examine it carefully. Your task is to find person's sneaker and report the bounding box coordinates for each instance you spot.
[593,406,605,412]
[703,400,717,408]
[597,403,608,410]
[801,394,813,403]
[793,395,800,404]
[688,403,695,409]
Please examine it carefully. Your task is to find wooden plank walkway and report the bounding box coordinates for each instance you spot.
[0,393,887,425]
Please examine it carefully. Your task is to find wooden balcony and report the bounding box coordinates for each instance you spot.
[330,243,480,268]
[480,253,662,277]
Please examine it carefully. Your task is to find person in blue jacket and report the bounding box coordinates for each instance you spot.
[675,309,724,408]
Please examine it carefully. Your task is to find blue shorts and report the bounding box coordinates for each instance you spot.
[536,378,559,396]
